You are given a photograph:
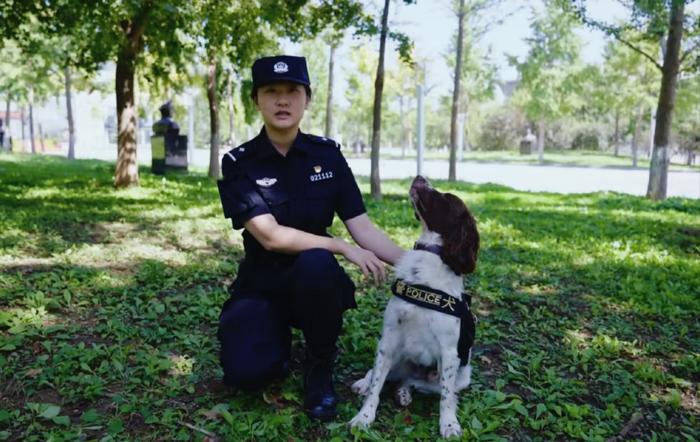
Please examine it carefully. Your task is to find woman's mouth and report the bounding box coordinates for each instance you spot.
[275,111,291,118]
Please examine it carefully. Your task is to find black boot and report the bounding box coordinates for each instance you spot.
[303,349,338,421]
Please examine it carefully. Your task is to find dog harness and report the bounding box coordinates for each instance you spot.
[391,278,476,366]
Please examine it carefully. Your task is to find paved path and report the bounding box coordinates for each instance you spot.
[346,158,700,199]
[71,147,699,198]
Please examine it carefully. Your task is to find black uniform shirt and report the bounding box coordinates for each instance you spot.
[217,128,366,284]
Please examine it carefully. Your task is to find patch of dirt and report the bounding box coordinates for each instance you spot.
[27,387,63,405]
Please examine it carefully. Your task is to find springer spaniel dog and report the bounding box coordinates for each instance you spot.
[350,175,479,438]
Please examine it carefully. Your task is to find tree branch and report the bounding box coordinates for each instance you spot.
[571,4,663,70]
[679,40,700,65]
[614,32,663,70]
[473,5,523,41]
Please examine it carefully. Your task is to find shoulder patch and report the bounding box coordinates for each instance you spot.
[223,142,254,164]
[306,133,341,149]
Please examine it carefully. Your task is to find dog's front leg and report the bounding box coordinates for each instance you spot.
[438,350,462,438]
[349,341,395,429]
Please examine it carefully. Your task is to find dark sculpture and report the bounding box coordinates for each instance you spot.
[151,101,187,174]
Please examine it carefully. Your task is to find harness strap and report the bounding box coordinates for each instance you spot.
[391,279,476,366]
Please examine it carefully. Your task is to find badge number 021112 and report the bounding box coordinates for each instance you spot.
[310,171,333,182]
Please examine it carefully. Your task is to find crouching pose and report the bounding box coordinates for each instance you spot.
[216,55,404,421]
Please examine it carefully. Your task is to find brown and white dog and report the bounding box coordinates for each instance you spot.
[350,175,479,438]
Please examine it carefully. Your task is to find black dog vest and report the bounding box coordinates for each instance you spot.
[391,279,476,366]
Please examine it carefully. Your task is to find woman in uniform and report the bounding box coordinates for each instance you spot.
[216,55,404,421]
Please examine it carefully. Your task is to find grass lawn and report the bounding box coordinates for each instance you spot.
[1,153,698,441]
[364,148,700,172]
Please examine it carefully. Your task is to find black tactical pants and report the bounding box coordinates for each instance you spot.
[218,248,355,390]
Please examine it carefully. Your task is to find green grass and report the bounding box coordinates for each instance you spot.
[1,153,698,441]
[360,148,700,172]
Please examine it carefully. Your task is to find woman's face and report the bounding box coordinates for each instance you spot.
[255,81,309,133]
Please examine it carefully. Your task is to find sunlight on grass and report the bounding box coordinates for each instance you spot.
[0,306,57,336]
[167,354,195,377]
[1,155,698,440]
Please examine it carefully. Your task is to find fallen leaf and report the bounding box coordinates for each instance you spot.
[263,391,285,407]
[26,368,42,378]
[201,409,220,420]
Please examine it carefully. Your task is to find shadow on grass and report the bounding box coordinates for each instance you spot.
[1,154,698,440]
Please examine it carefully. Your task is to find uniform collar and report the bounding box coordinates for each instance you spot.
[253,127,311,159]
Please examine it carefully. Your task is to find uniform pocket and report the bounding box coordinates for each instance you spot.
[301,182,336,232]
[257,185,289,207]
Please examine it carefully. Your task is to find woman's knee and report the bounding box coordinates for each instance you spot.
[293,248,340,286]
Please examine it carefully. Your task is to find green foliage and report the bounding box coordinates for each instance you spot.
[511,2,585,124]
[1,153,699,440]
[476,105,527,150]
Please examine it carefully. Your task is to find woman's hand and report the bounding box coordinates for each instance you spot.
[337,240,386,285]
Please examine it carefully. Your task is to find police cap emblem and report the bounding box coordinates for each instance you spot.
[273,62,289,73]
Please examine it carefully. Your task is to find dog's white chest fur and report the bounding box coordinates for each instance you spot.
[383,240,464,366]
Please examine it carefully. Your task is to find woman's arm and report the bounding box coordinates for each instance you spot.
[244,213,387,283]
[344,213,405,266]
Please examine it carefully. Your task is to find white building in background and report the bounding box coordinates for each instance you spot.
[5,63,157,165]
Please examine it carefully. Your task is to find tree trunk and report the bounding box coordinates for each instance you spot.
[38,123,45,152]
[647,1,684,200]
[207,49,221,179]
[370,0,390,200]
[226,69,234,146]
[399,95,406,158]
[114,15,148,188]
[632,106,643,168]
[4,96,10,150]
[537,119,545,164]
[465,109,471,152]
[449,0,466,181]
[325,43,336,138]
[613,110,620,156]
[28,90,36,154]
[115,46,139,187]
[20,106,26,150]
[64,66,76,159]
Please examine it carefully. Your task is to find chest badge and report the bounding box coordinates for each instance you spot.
[309,169,334,182]
[256,177,278,187]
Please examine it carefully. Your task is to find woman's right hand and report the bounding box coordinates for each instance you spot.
[338,240,386,285]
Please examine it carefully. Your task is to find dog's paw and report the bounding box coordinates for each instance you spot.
[393,386,412,407]
[351,377,370,396]
[439,420,462,439]
[349,410,375,429]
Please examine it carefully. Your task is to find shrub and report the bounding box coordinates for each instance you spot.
[476,106,526,151]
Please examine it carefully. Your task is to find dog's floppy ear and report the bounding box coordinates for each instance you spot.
[440,194,479,275]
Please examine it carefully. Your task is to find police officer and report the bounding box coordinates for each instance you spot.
[216,55,404,421]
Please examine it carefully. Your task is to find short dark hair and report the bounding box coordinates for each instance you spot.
[251,84,312,101]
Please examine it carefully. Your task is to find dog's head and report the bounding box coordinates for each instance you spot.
[409,175,479,275]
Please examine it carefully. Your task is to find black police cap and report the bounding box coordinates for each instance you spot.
[252,55,311,90]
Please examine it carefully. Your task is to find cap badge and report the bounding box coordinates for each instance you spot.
[273,62,289,73]
[313,165,322,173]
[256,177,278,187]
